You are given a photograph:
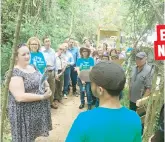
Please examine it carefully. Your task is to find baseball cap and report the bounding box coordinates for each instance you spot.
[89,61,126,91]
[136,52,147,58]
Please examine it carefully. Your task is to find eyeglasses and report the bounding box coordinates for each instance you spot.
[30,44,38,46]
[136,57,143,60]
[45,40,50,42]
[83,50,88,52]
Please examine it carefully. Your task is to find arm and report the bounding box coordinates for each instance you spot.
[69,53,74,66]
[76,59,80,76]
[143,77,152,97]
[54,53,58,75]
[77,49,80,59]
[90,57,95,70]
[9,77,50,102]
[77,67,80,77]
[143,66,154,97]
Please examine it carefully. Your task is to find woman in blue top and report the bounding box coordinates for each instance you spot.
[76,47,94,110]
[27,37,46,74]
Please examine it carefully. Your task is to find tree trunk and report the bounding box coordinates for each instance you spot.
[0,0,26,141]
[143,64,164,141]
[68,0,74,38]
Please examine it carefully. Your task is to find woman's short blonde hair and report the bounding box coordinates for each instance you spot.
[27,37,41,51]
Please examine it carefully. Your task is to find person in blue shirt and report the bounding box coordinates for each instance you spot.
[61,42,74,99]
[68,38,80,95]
[27,37,46,74]
[66,61,142,142]
[76,47,94,110]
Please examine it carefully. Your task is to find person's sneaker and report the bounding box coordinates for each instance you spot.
[58,100,63,104]
[73,91,78,96]
[73,91,76,95]
[79,104,84,109]
[51,102,58,109]
[87,105,92,110]
[75,94,79,97]
[64,94,67,99]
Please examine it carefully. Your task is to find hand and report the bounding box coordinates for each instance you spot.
[67,63,70,67]
[43,88,52,99]
[58,72,62,77]
[45,86,50,92]
[55,75,60,81]
[74,67,77,71]
[81,80,85,84]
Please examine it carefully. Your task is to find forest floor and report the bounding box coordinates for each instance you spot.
[36,92,87,142]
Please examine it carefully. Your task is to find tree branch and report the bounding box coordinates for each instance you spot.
[1,0,26,141]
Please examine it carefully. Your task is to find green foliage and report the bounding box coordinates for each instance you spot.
[1,43,12,78]
[121,87,129,108]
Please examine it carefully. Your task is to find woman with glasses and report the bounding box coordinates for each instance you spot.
[27,37,46,74]
[8,44,52,142]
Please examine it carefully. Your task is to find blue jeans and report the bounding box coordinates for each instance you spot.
[70,64,77,92]
[78,78,92,105]
[63,67,71,95]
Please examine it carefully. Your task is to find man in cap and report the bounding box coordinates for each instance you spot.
[66,61,142,142]
[129,51,154,111]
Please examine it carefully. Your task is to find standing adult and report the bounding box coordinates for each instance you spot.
[42,36,58,109]
[102,42,109,55]
[92,50,99,64]
[66,61,142,142]
[8,44,52,142]
[27,37,46,74]
[62,42,74,98]
[76,47,94,110]
[129,52,154,111]
[54,45,66,105]
[68,38,80,95]
[83,38,95,55]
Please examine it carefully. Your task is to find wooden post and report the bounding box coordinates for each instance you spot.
[142,65,162,141]
[0,0,26,141]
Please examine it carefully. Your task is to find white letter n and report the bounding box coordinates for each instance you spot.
[158,45,165,56]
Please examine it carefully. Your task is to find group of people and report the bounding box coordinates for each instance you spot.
[7,35,164,142]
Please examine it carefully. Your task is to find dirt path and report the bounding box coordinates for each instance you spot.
[36,93,87,142]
